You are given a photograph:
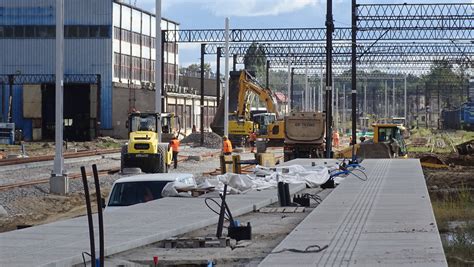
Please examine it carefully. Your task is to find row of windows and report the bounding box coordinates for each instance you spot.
[113,26,178,53]
[0,25,111,39]
[114,53,177,84]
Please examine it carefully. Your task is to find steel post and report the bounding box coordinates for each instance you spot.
[325,0,334,157]
[155,0,162,142]
[200,43,206,146]
[224,18,230,137]
[351,0,357,147]
[216,47,221,106]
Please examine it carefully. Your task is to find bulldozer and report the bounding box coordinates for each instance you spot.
[121,112,173,173]
[335,123,408,159]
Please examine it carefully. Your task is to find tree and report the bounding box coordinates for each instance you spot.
[179,63,212,75]
[243,42,267,81]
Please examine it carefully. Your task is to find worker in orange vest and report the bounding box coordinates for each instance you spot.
[332,130,340,148]
[248,132,257,153]
[222,136,233,155]
[169,135,180,169]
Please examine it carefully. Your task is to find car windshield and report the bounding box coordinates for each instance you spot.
[108,181,169,207]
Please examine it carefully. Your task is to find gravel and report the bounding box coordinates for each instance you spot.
[0,148,252,217]
[181,132,222,149]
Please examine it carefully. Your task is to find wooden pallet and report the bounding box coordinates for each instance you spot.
[163,237,230,249]
[259,207,306,213]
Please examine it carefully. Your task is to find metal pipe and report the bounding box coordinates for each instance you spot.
[305,65,309,111]
[224,18,230,137]
[80,167,96,267]
[343,84,346,132]
[53,0,64,177]
[287,59,292,113]
[155,0,162,142]
[385,80,388,119]
[232,54,237,71]
[200,44,206,146]
[290,68,295,111]
[320,64,323,112]
[266,60,270,89]
[92,165,104,267]
[216,47,221,107]
[392,78,395,118]
[404,75,407,125]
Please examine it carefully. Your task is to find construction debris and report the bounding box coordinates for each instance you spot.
[456,139,474,155]
[181,132,222,149]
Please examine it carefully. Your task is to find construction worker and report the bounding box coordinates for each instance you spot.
[222,136,233,155]
[248,132,257,153]
[332,130,340,148]
[169,135,180,169]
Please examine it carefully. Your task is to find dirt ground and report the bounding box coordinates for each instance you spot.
[0,189,109,232]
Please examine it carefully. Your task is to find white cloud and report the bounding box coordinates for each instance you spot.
[205,0,321,17]
[137,0,321,17]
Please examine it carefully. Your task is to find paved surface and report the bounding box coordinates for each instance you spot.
[0,183,304,266]
[260,159,447,267]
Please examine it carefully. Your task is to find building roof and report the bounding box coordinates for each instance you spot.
[274,92,288,103]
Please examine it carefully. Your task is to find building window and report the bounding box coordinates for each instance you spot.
[0,25,110,39]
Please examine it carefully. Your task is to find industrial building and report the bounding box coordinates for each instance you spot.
[0,0,217,141]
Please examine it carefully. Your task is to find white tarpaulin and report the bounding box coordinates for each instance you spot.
[198,164,332,195]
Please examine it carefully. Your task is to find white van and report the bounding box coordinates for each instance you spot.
[104,173,196,211]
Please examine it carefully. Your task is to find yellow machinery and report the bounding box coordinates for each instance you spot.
[161,112,181,143]
[232,71,285,143]
[121,112,173,173]
[335,123,408,159]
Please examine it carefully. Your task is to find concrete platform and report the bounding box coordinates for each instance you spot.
[260,159,447,267]
[0,184,305,267]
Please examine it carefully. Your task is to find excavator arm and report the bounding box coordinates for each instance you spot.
[236,71,279,119]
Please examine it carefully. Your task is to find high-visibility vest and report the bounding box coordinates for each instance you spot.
[170,139,180,152]
[223,139,233,153]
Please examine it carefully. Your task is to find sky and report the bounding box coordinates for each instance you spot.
[129,0,473,68]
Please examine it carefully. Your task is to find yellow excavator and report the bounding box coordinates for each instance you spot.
[232,70,285,143]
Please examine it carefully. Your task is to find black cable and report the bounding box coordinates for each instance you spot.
[272,244,329,254]
[204,197,230,220]
[350,169,368,181]
[82,252,91,267]
[302,193,322,204]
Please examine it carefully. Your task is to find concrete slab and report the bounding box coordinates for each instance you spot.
[259,159,447,267]
[0,184,305,267]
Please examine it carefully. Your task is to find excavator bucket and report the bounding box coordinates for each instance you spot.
[420,154,449,169]
[356,143,393,159]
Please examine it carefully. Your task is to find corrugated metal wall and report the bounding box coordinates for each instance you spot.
[0,0,114,129]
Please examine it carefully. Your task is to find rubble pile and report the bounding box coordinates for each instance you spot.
[181,132,222,149]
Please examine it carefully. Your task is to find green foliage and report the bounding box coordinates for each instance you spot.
[243,42,267,81]
[179,63,212,75]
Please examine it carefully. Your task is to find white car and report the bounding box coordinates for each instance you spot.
[104,173,196,211]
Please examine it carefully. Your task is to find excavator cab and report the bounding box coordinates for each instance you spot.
[373,124,407,157]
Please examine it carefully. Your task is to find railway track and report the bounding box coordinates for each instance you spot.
[0,167,121,192]
[0,148,121,167]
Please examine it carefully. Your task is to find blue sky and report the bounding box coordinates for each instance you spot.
[131,0,472,68]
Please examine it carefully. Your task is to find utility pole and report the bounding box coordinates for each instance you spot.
[351,0,357,147]
[325,0,334,158]
[51,0,67,195]
[200,44,206,146]
[216,47,221,106]
[224,18,230,137]
[155,0,162,142]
